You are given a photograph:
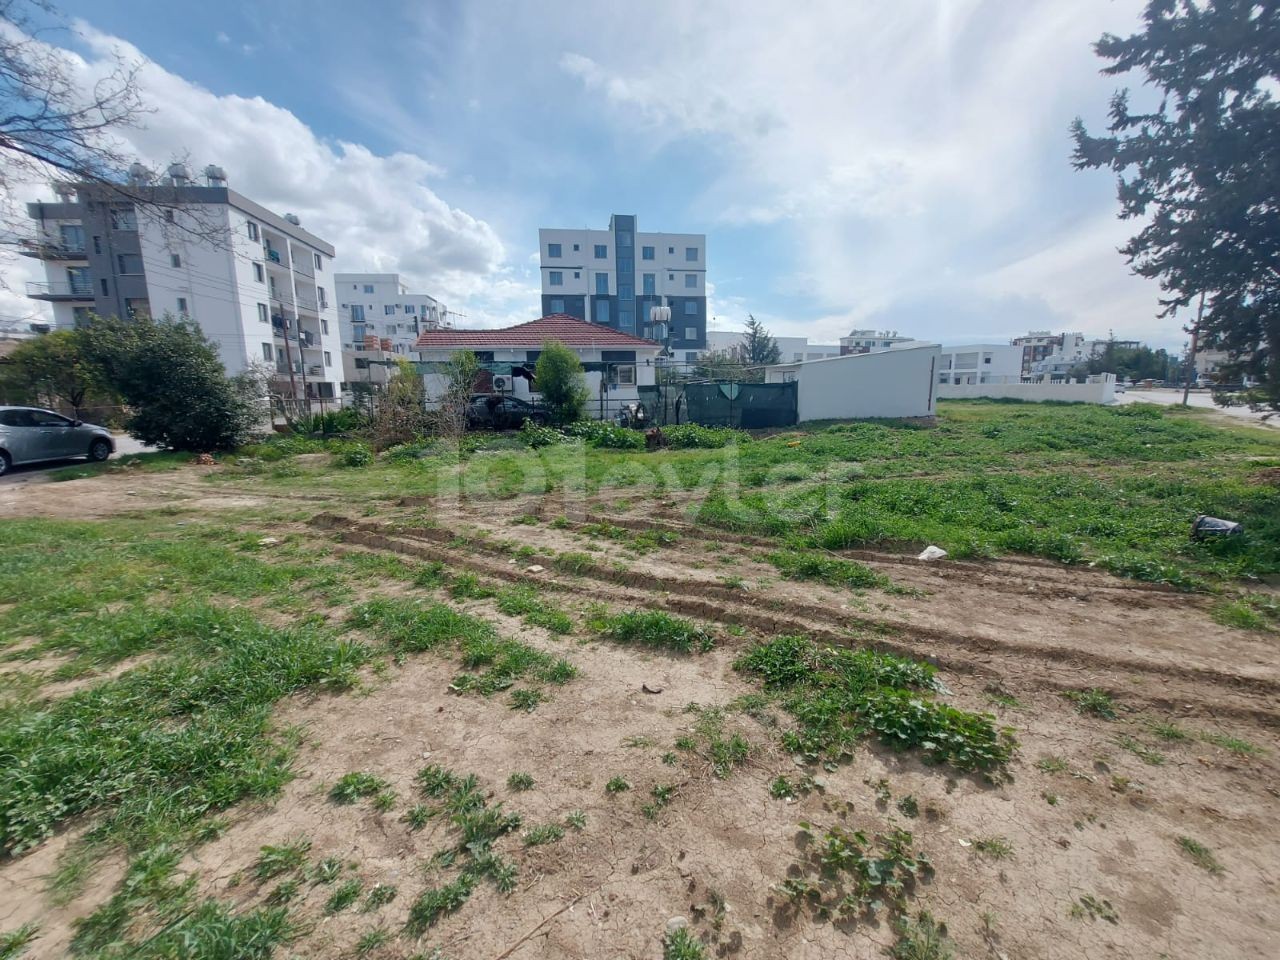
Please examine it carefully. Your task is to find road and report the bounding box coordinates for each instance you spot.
[1116,387,1278,428]
[0,433,155,485]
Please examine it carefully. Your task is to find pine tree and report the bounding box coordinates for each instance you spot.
[742,315,782,366]
[1071,0,1280,407]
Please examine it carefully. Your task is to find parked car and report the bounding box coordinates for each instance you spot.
[465,394,549,431]
[0,406,114,476]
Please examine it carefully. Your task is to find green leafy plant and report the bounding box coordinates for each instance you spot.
[523,823,564,847]
[605,777,630,794]
[1070,893,1118,923]
[1177,836,1224,875]
[355,927,391,957]
[325,877,363,913]
[363,883,398,910]
[1063,688,1117,720]
[0,923,39,960]
[329,772,391,805]
[891,911,954,960]
[405,875,475,935]
[506,772,535,792]
[972,836,1014,859]
[598,610,715,654]
[663,926,708,960]
[404,804,432,830]
[253,838,311,881]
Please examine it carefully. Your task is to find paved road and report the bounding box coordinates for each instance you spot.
[0,433,155,485]
[1116,388,1278,428]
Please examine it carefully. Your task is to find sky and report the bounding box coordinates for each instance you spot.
[2,0,1189,350]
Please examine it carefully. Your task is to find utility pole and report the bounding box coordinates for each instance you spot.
[1181,292,1206,406]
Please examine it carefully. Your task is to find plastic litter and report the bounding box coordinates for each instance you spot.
[1191,515,1242,540]
[917,545,948,561]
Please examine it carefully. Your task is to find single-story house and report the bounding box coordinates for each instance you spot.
[414,314,663,419]
[763,342,941,421]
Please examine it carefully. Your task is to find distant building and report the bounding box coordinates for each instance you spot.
[937,344,1024,385]
[23,166,342,404]
[839,329,915,355]
[538,214,706,357]
[334,273,449,389]
[702,330,841,363]
[764,343,941,421]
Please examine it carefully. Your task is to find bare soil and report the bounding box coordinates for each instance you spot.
[3,468,1279,959]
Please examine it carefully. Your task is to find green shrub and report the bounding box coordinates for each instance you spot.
[598,610,715,654]
[337,443,374,468]
[563,420,647,449]
[662,424,747,449]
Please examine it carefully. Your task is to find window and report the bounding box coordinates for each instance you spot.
[573,271,580,279]
[668,246,674,254]
[350,304,365,322]
[253,262,264,283]
[116,253,143,274]
[363,284,374,293]
[257,303,269,324]
[641,245,654,260]
[323,351,332,366]
[110,206,137,230]
[314,253,323,271]
[686,247,698,261]
[385,304,395,315]
[642,274,655,295]
[92,235,102,254]
[262,343,273,362]
[595,273,608,295]
[607,365,636,386]
[317,286,326,307]
[321,318,329,335]
[685,327,698,341]
[100,278,109,296]
[59,224,85,251]
[572,243,579,252]
[668,273,675,281]
[684,274,697,288]
[684,301,697,315]
[594,244,607,258]
[547,242,562,258]
[618,283,633,301]
[170,253,181,268]
[549,271,563,286]
[247,222,259,241]
[619,308,634,330]
[595,300,610,324]
[550,298,564,313]
[617,230,632,248]
[404,303,415,313]
[176,297,188,313]
[125,298,150,319]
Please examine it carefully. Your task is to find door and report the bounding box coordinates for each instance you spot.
[0,409,37,463]
[27,409,80,458]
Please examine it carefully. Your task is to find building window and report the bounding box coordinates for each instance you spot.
[385,304,395,315]
[684,274,697,288]
[572,243,579,252]
[404,303,415,313]
[321,318,329,335]
[176,297,188,313]
[618,283,633,301]
[324,351,332,366]
[253,262,264,283]
[247,222,259,241]
[92,235,102,254]
[59,224,85,251]
[685,247,698,261]
[668,273,675,281]
[100,278,108,296]
[668,246,674,254]
[257,303,268,324]
[549,271,564,286]
[170,253,181,268]
[573,271,580,279]
[110,206,136,230]
[685,327,697,341]
[642,246,654,260]
[619,308,634,330]
[684,301,697,315]
[364,284,374,293]
[317,286,326,307]
[594,244,607,258]
[607,365,636,386]
[262,343,273,362]
[617,230,632,247]
[595,300,610,324]
[116,253,143,274]
[125,298,149,319]
[550,298,565,313]
[314,253,322,270]
[594,273,608,295]
[547,242,562,258]
[642,273,655,295]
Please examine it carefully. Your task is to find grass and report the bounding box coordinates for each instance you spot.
[523,823,565,846]
[735,634,1013,771]
[253,838,311,881]
[1210,593,1280,632]
[0,924,38,959]
[891,911,954,960]
[663,927,708,960]
[1198,729,1263,755]
[1177,836,1224,875]
[767,549,890,590]
[363,883,398,910]
[1035,755,1069,773]
[972,836,1014,859]
[1063,688,1117,720]
[356,928,391,957]
[1116,735,1166,766]
[325,877,363,913]
[506,772,535,791]
[597,610,715,654]
[329,772,391,805]
[495,585,574,634]
[405,875,475,935]
[605,777,631,794]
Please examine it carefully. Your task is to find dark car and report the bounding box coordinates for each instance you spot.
[466,394,549,431]
[0,406,115,476]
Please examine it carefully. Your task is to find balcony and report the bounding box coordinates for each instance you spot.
[27,280,94,301]
[20,239,87,261]
[307,365,323,377]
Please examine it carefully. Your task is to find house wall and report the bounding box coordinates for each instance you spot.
[936,343,1023,385]
[936,376,1116,404]
[765,344,939,421]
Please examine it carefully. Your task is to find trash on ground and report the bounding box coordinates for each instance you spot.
[1191,515,1242,539]
[918,545,948,561]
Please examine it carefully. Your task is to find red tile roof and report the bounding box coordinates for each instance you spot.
[415,314,660,350]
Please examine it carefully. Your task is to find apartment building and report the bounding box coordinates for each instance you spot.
[538,214,707,359]
[937,344,1024,384]
[23,165,343,403]
[839,329,916,355]
[334,273,449,389]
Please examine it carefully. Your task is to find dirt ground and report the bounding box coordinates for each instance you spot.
[2,465,1279,960]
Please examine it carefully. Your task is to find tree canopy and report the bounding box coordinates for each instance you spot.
[534,339,589,424]
[742,315,782,366]
[1071,0,1280,407]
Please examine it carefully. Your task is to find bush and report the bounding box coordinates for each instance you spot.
[534,340,589,425]
[294,408,365,435]
[385,440,437,463]
[662,424,747,449]
[563,421,646,450]
[519,420,568,448]
[338,443,373,467]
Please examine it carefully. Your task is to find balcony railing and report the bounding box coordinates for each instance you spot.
[26,280,94,300]
[20,239,87,260]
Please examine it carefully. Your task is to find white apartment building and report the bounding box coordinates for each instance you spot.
[839,329,916,354]
[24,165,343,403]
[703,330,841,363]
[937,344,1024,384]
[538,214,707,359]
[334,273,449,357]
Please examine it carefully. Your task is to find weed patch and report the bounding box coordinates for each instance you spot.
[1177,836,1224,875]
[598,610,715,654]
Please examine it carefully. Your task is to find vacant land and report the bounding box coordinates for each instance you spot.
[1,400,1278,960]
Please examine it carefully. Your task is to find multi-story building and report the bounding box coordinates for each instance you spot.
[23,165,343,404]
[538,214,707,359]
[936,344,1024,385]
[839,329,916,355]
[703,330,841,363]
[335,273,449,389]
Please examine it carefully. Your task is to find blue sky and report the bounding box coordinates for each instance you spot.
[10,0,1185,349]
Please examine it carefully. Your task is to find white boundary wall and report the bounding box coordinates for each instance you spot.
[765,343,940,421]
[936,376,1116,404]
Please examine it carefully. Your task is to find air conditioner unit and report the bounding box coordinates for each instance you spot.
[492,375,510,392]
